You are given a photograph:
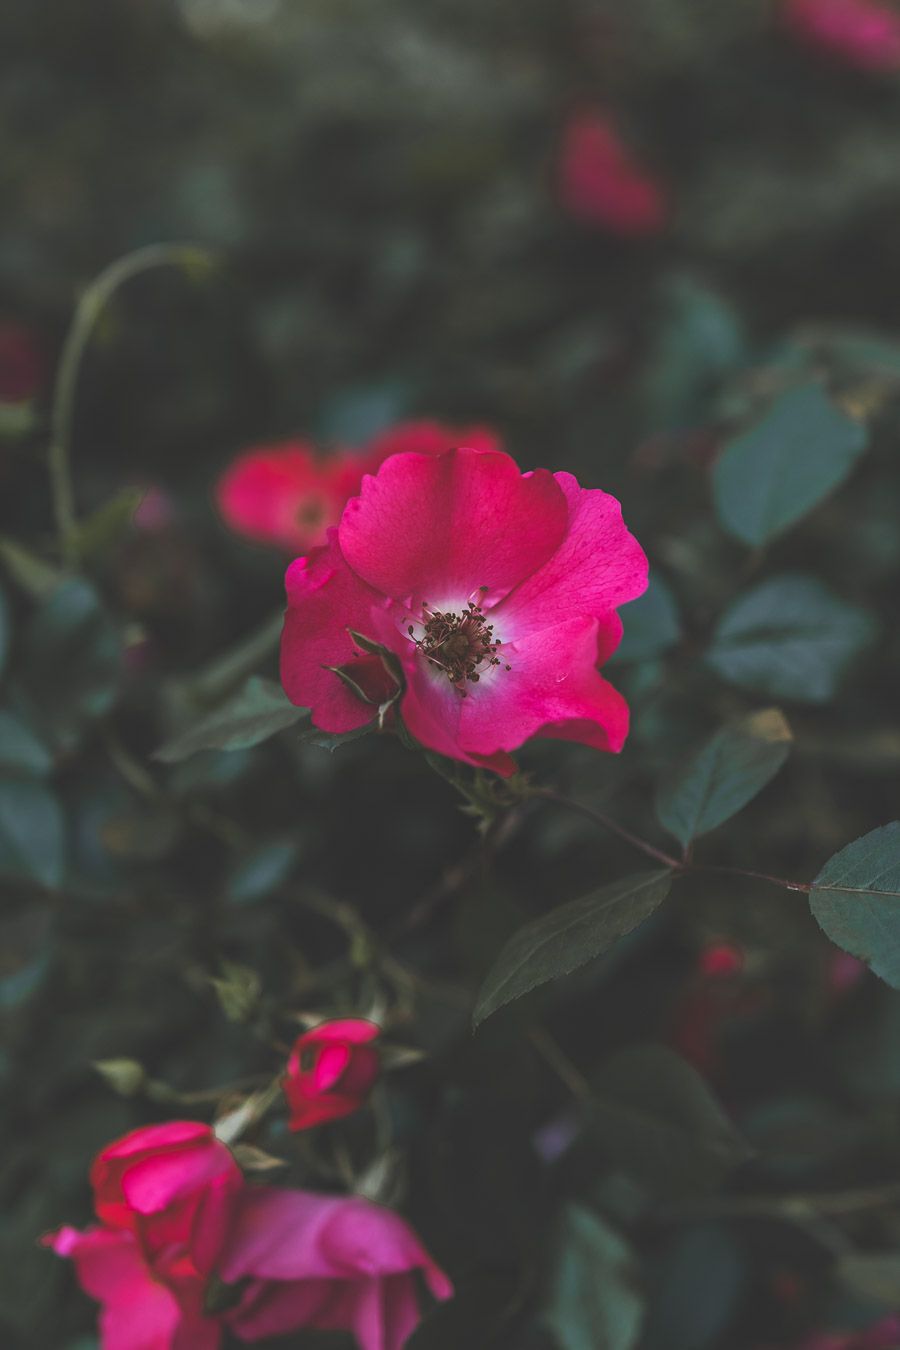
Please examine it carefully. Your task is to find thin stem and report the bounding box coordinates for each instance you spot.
[49,242,214,567]
[528,1025,592,1103]
[535,789,681,869]
[692,864,811,894]
[659,1180,900,1224]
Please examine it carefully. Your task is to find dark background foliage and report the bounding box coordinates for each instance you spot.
[3,1,900,1347]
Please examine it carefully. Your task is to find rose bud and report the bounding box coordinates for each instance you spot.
[283,1018,382,1131]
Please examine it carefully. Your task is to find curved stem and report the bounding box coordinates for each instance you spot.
[49,242,215,567]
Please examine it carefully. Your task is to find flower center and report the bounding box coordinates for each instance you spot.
[408,599,510,695]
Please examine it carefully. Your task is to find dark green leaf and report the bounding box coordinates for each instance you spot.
[706,574,876,703]
[0,711,53,778]
[613,576,682,665]
[17,578,121,750]
[473,872,672,1027]
[713,383,866,547]
[589,1045,753,1199]
[545,1205,644,1350]
[155,676,306,761]
[0,777,65,889]
[810,823,900,989]
[656,708,791,848]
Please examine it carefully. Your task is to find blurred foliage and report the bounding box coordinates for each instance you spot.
[3,1,900,1348]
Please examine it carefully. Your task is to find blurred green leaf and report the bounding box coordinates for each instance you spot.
[589,1046,753,1200]
[226,839,300,905]
[713,383,866,547]
[810,823,900,989]
[67,488,143,563]
[613,576,682,665]
[706,575,876,703]
[642,1224,745,1350]
[156,676,306,761]
[656,708,791,848]
[837,1251,900,1308]
[545,1204,644,1350]
[16,578,121,751]
[0,536,62,600]
[92,1058,147,1097]
[210,959,262,1022]
[0,778,65,889]
[473,872,672,1027]
[641,276,747,433]
[0,711,53,778]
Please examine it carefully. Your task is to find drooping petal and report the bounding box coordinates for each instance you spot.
[338,447,568,606]
[227,1276,353,1343]
[456,617,631,756]
[498,473,648,640]
[280,532,396,732]
[43,1226,185,1350]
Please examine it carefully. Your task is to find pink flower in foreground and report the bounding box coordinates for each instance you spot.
[779,0,900,71]
[43,1121,452,1350]
[280,445,648,775]
[216,421,503,553]
[558,111,670,237]
[284,1018,381,1131]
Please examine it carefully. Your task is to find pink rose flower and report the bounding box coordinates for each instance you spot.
[280,445,648,774]
[216,421,502,553]
[283,1018,382,1131]
[43,1122,453,1350]
[558,111,670,237]
[779,0,900,71]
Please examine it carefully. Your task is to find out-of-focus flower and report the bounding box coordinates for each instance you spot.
[44,1121,453,1350]
[0,321,43,404]
[779,0,900,72]
[215,420,503,554]
[283,1018,381,1131]
[558,110,670,237]
[280,445,647,775]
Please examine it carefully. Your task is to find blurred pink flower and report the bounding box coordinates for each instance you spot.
[216,420,502,553]
[558,110,670,236]
[280,444,647,774]
[283,1018,381,1131]
[780,0,900,71]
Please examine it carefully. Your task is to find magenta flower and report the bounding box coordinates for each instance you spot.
[43,1121,452,1350]
[216,421,502,554]
[283,1018,382,1131]
[280,445,648,775]
[558,110,670,237]
[779,0,900,71]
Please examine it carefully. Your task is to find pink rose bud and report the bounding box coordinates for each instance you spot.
[283,1017,382,1130]
[215,421,503,553]
[280,444,647,774]
[558,110,670,237]
[780,0,900,72]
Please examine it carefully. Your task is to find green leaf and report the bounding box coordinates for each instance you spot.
[706,574,876,703]
[713,383,867,547]
[473,872,672,1027]
[589,1045,753,1199]
[612,576,682,665]
[155,677,307,762]
[0,711,53,778]
[16,578,121,750]
[545,1205,644,1350]
[642,1225,746,1350]
[67,488,143,562]
[0,777,65,889]
[810,823,900,989]
[226,840,300,905]
[656,708,792,848]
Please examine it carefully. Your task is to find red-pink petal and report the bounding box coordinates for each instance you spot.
[559,112,669,236]
[498,473,647,640]
[338,447,568,606]
[304,1018,382,1046]
[280,533,395,732]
